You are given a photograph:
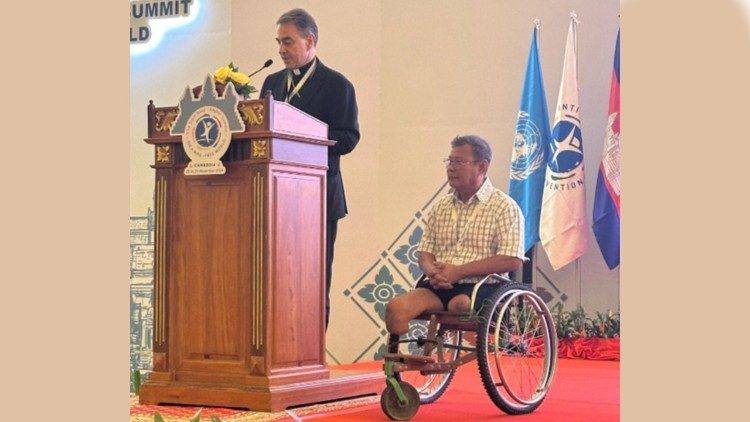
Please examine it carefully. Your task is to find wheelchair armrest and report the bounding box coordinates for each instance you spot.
[416,273,510,285]
[468,273,512,316]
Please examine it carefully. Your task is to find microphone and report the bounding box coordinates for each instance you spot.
[248,59,274,78]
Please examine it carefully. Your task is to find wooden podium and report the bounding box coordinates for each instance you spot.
[139,90,383,411]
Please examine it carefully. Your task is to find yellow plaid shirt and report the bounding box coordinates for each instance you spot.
[418,178,525,284]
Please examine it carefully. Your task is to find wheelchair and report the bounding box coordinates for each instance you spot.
[380,274,557,420]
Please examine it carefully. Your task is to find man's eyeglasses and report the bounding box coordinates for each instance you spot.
[443,158,479,167]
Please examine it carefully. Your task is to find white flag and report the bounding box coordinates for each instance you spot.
[540,13,588,270]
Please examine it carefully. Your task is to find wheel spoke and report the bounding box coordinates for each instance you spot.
[476,284,557,415]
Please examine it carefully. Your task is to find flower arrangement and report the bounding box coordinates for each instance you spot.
[550,303,620,361]
[213,62,257,99]
[551,303,620,339]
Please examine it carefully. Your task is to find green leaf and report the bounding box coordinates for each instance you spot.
[132,369,141,395]
[210,416,223,422]
[549,303,620,339]
[154,411,165,422]
[190,408,203,422]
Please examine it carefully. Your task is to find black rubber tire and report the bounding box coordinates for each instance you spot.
[381,381,421,420]
[475,283,556,415]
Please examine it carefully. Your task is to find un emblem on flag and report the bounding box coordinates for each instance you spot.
[510,111,546,181]
[549,120,583,174]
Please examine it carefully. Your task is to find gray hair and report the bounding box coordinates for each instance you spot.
[277,8,319,45]
[451,134,492,162]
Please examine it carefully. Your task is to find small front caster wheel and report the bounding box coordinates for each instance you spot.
[381,381,420,420]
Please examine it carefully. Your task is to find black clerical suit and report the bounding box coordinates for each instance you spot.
[261,58,360,329]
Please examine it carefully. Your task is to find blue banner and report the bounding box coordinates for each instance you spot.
[509,25,551,253]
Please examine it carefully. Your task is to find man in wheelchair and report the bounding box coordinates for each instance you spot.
[380,135,557,420]
[385,134,525,336]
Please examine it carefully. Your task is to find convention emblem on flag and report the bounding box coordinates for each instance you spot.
[548,117,584,186]
[170,75,246,175]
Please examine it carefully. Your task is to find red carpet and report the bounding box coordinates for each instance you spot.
[305,358,619,421]
[131,358,618,421]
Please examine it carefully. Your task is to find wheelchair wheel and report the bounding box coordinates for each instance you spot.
[476,282,557,415]
[388,328,461,404]
[381,380,420,420]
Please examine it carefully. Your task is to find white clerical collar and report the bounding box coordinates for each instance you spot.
[292,57,316,76]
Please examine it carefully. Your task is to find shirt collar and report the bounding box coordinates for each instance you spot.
[450,177,494,205]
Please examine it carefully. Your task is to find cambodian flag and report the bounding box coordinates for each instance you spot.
[540,13,588,270]
[509,23,551,253]
[592,30,620,270]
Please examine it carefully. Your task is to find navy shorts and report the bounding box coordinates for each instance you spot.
[416,278,499,312]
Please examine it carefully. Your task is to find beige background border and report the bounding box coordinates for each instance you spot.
[4,0,129,420]
[621,0,749,419]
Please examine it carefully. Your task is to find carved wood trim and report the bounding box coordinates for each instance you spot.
[252,171,265,350]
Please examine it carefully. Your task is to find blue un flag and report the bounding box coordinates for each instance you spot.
[509,24,551,253]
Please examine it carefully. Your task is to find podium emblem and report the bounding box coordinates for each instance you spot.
[170,75,246,175]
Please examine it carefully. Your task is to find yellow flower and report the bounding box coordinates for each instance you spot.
[211,62,257,99]
[229,71,251,87]
[213,66,232,84]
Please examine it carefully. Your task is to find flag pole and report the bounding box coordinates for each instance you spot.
[531,18,541,290]
[576,257,582,306]
[532,243,538,290]
[571,10,582,307]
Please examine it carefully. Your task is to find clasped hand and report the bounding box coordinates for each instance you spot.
[427,261,462,290]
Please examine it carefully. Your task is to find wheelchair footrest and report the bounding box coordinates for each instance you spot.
[418,362,455,375]
[382,353,436,364]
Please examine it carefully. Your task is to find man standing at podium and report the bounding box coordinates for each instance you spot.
[261,8,360,330]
